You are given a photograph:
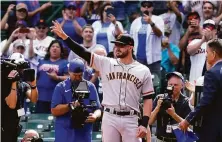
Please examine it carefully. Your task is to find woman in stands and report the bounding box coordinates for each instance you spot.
[36,40,68,113]
[80,0,104,24]
[92,3,124,54]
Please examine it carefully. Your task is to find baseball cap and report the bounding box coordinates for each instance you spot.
[187,11,200,20]
[16,3,28,11]
[166,71,184,82]
[9,53,25,63]
[36,19,48,27]
[65,2,76,9]
[141,1,153,7]
[111,34,134,46]
[203,19,216,30]
[16,20,27,28]
[13,41,26,49]
[68,58,85,73]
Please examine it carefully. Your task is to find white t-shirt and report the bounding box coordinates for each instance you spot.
[33,36,55,58]
[160,12,184,45]
[189,39,207,83]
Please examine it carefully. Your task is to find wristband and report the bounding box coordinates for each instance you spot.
[31,86,37,89]
[141,116,149,128]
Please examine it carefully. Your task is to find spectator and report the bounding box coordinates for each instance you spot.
[202,1,222,26]
[80,1,104,24]
[64,1,84,17]
[92,3,124,53]
[187,19,217,83]
[51,58,101,142]
[178,11,202,76]
[16,1,52,26]
[1,21,35,59]
[160,1,184,46]
[130,1,164,74]
[33,19,55,60]
[161,33,180,73]
[68,24,105,61]
[0,3,29,38]
[56,2,86,57]
[36,40,68,113]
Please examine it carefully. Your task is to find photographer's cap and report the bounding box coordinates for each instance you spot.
[9,53,25,63]
[68,58,85,73]
[166,71,184,82]
[111,34,134,46]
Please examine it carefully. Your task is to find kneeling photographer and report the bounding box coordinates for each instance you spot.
[51,58,101,142]
[149,72,191,142]
[1,53,38,142]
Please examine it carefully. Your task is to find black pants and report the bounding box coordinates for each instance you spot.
[2,126,18,142]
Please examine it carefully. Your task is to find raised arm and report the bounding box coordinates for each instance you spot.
[51,20,91,63]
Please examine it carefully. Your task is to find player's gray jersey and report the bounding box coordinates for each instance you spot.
[90,53,154,112]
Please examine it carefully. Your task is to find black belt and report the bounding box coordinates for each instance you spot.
[105,108,139,116]
[157,135,177,142]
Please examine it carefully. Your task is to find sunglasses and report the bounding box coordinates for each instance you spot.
[188,15,199,21]
[17,9,27,13]
[114,43,127,48]
[142,3,152,8]
[38,26,46,30]
[203,24,216,30]
[67,6,76,10]
[16,46,25,50]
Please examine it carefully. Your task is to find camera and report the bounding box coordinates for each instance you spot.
[160,85,174,110]
[70,81,97,129]
[1,58,35,82]
[144,10,149,16]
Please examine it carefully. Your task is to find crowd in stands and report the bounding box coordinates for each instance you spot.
[1,0,222,140]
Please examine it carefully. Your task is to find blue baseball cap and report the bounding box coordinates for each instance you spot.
[65,2,76,9]
[68,58,85,73]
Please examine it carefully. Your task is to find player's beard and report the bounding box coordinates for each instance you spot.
[116,50,129,58]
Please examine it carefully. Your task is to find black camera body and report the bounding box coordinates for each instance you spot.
[1,58,35,82]
[160,86,174,110]
[70,81,97,129]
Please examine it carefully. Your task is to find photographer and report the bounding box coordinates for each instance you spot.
[22,129,43,142]
[1,53,38,142]
[51,58,101,142]
[149,72,191,141]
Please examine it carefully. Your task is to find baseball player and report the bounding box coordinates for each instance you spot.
[51,21,154,142]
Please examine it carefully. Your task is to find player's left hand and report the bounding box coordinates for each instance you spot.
[136,125,147,138]
[85,113,97,123]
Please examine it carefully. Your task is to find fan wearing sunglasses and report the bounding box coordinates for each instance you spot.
[33,19,55,60]
[187,19,217,84]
